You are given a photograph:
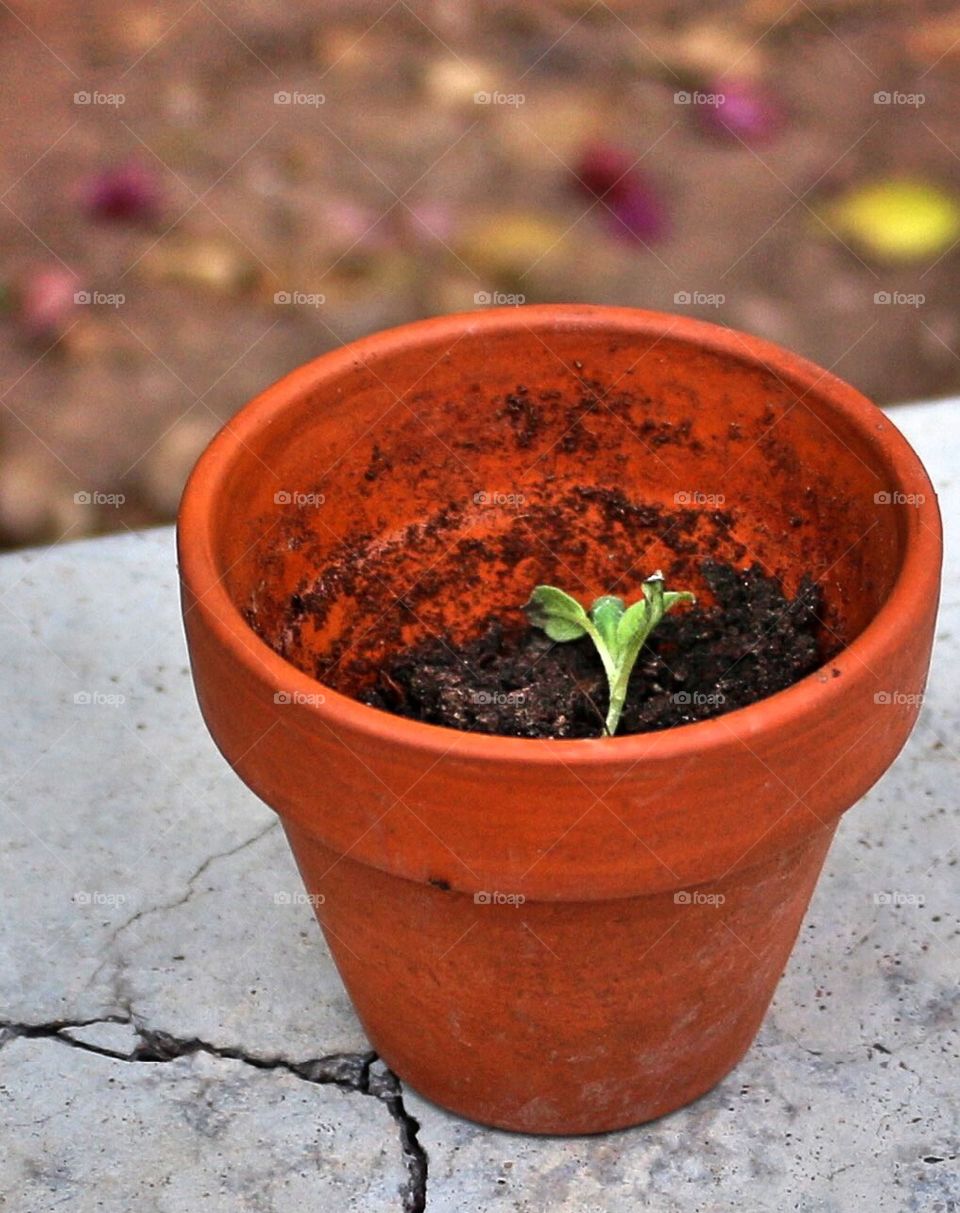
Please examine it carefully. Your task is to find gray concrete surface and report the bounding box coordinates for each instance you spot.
[0,401,957,1212]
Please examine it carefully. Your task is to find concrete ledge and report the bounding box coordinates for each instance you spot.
[1,401,957,1211]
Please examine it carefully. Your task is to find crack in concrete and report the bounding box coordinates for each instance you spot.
[0,1015,428,1213]
[112,818,281,945]
[82,818,280,997]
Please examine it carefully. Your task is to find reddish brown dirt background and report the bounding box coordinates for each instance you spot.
[2,0,960,547]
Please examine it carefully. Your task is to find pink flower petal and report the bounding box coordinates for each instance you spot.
[81,161,164,223]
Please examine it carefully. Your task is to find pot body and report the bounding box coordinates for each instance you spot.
[178,306,941,1133]
[284,820,837,1133]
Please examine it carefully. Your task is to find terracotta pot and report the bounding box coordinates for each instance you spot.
[178,306,941,1134]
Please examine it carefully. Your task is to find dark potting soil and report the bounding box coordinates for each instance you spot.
[362,560,832,739]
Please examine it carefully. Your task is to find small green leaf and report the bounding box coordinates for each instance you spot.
[662,591,696,612]
[615,598,649,648]
[523,585,590,642]
[590,596,625,655]
[642,570,665,604]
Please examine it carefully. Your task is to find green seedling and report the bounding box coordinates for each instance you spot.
[523,572,696,737]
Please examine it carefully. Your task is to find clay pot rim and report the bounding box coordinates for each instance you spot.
[178,304,941,766]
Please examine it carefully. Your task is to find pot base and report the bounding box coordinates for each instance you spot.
[385,1035,757,1137]
[282,819,837,1136]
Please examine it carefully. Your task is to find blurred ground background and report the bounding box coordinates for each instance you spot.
[3,0,960,548]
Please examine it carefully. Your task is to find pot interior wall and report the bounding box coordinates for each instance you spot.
[210,321,906,694]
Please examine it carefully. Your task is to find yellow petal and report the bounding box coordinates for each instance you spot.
[140,236,260,294]
[458,212,570,280]
[826,180,960,263]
